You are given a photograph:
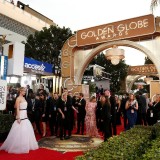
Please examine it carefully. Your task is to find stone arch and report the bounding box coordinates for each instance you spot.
[74,40,159,85]
[61,15,160,95]
[127,74,159,92]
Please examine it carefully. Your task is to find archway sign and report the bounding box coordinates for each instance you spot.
[61,14,160,97]
[127,64,159,99]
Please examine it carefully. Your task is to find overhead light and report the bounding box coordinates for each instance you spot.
[31,76,36,81]
[104,45,125,65]
[10,77,18,83]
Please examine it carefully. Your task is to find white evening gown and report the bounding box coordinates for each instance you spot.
[0,101,39,154]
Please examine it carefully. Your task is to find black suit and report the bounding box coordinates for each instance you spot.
[26,97,34,123]
[109,95,117,135]
[77,98,86,134]
[67,95,74,136]
[154,102,160,123]
[120,97,129,130]
[147,105,156,125]
[96,100,103,130]
[48,97,58,136]
[136,95,147,125]
[33,98,42,135]
[101,103,112,141]
[25,88,33,99]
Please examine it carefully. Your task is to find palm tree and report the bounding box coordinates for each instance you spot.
[150,0,159,14]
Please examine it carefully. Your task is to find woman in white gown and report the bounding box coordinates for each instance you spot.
[0,87,39,154]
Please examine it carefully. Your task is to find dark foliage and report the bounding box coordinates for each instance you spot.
[24,25,73,74]
[92,53,129,92]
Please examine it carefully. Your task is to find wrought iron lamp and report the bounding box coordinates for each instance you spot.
[104,45,125,65]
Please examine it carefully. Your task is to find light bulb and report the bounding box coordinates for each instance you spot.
[111,56,120,65]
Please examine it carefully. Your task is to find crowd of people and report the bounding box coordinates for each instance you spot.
[1,83,160,154]
[4,84,160,139]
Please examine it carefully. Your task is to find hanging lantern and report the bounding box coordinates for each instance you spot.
[104,45,125,65]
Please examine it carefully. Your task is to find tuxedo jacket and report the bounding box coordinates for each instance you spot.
[154,102,160,121]
[25,88,33,99]
[77,98,86,117]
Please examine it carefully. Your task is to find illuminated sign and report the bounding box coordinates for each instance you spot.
[77,14,155,46]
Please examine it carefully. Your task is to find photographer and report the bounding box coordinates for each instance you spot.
[125,93,138,130]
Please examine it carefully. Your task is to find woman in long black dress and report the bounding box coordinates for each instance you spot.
[39,93,49,137]
[57,92,68,140]
[115,95,121,125]
[100,95,112,142]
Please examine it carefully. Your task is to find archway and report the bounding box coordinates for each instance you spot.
[126,74,159,92]
[61,14,160,96]
[74,40,158,84]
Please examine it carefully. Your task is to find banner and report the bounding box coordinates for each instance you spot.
[0,80,7,110]
[77,14,155,46]
[24,57,53,75]
[0,55,8,80]
[128,64,157,75]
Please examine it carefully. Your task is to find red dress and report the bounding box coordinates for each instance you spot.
[85,102,99,137]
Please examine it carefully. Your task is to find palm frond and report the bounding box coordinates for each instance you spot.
[150,0,159,13]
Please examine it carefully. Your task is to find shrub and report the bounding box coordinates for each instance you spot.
[0,114,14,141]
[76,126,153,160]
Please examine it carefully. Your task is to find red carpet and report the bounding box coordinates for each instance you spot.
[0,133,84,160]
[0,148,83,160]
[0,119,124,160]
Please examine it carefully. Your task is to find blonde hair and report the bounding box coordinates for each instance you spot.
[18,87,25,93]
[61,92,67,101]
[89,96,96,102]
[129,93,135,101]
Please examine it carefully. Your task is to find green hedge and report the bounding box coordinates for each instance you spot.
[76,126,153,160]
[0,114,14,141]
[0,114,14,133]
[142,137,160,160]
[142,123,160,160]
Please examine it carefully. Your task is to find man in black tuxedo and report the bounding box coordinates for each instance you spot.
[48,92,59,136]
[26,92,35,123]
[121,93,129,130]
[76,93,86,135]
[33,94,42,135]
[25,85,33,99]
[104,89,117,136]
[136,91,147,126]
